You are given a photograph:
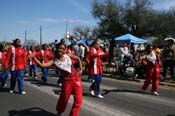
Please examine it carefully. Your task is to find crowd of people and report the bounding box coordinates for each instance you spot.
[0,37,175,116]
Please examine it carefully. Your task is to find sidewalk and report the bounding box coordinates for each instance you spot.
[102,62,175,88]
[103,73,175,88]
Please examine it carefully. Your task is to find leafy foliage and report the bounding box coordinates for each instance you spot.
[73,0,175,42]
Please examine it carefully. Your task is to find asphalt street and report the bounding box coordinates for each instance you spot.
[0,73,175,116]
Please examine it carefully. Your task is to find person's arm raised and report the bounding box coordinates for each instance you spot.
[31,55,54,68]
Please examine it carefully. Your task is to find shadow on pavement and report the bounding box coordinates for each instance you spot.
[167,115,175,116]
[8,107,57,116]
[102,89,150,96]
[25,78,58,88]
[0,87,9,92]
[83,92,94,97]
[53,89,61,95]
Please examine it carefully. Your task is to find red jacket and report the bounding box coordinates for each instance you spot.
[37,49,53,63]
[0,51,7,67]
[28,50,37,65]
[85,52,90,64]
[89,47,108,75]
[23,49,28,68]
[6,46,26,71]
[66,48,76,64]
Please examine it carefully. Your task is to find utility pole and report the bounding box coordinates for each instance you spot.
[66,20,68,37]
[25,30,27,45]
[40,25,42,45]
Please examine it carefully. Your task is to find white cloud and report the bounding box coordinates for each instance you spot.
[16,20,38,25]
[153,0,175,10]
[17,18,95,25]
[38,18,65,23]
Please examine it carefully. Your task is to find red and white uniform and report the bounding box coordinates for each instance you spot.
[6,46,26,71]
[89,47,108,75]
[66,48,76,64]
[55,54,82,116]
[142,51,160,92]
[23,49,28,68]
[28,50,37,65]
[0,51,7,71]
[37,49,53,63]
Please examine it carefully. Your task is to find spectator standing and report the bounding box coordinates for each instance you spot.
[161,44,174,80]
[77,44,85,61]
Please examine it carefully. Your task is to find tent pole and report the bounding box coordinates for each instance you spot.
[129,42,131,54]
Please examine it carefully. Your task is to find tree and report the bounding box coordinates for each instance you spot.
[91,0,175,41]
[123,0,152,36]
[73,26,93,40]
[92,0,126,40]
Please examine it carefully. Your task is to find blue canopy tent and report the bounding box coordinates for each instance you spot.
[115,34,147,43]
[115,34,147,52]
[77,39,92,46]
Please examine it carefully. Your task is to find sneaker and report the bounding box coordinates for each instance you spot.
[9,90,14,94]
[97,94,104,99]
[25,73,29,76]
[34,77,38,79]
[58,83,62,87]
[152,91,159,96]
[21,91,26,95]
[90,90,95,96]
[1,84,7,88]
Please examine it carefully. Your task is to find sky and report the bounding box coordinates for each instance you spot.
[0,0,175,44]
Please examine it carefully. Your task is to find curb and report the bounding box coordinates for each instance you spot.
[103,73,175,88]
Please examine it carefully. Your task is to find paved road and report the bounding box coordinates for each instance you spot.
[0,74,175,116]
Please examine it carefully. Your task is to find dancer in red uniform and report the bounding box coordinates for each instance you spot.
[30,42,83,116]
[28,45,38,79]
[5,39,26,94]
[89,39,108,98]
[0,44,9,88]
[23,46,28,76]
[141,45,161,96]
[37,44,53,83]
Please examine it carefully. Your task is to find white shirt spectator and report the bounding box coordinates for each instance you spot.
[78,45,85,59]
[120,46,129,56]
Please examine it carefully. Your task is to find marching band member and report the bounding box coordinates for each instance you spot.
[141,45,161,96]
[30,42,83,116]
[0,44,9,88]
[37,44,53,83]
[5,39,26,94]
[89,39,108,98]
[28,45,37,79]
